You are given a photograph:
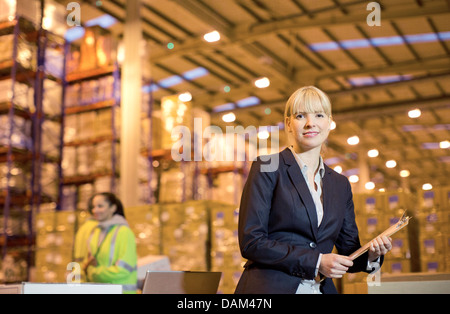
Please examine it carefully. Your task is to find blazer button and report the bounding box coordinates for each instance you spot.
[309,242,317,249]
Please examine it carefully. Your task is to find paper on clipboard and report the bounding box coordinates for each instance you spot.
[349,210,412,261]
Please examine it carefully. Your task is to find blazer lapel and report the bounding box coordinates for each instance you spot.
[319,166,334,232]
[282,149,319,241]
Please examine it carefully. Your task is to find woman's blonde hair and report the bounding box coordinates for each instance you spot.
[284,86,332,120]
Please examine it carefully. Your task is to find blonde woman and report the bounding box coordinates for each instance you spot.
[235,86,391,294]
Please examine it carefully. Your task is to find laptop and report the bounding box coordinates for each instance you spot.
[142,271,222,294]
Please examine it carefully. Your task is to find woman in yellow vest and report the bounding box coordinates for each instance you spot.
[74,192,138,294]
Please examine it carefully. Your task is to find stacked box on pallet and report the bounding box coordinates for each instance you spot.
[35,209,75,283]
[126,205,161,259]
[210,202,243,294]
[442,187,450,271]
[159,201,208,272]
[417,190,448,273]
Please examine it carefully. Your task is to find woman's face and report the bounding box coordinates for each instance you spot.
[91,195,116,222]
[286,110,331,153]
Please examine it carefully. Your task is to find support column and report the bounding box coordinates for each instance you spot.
[358,148,370,194]
[120,0,142,207]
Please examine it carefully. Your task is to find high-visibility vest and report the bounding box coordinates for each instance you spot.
[74,217,138,294]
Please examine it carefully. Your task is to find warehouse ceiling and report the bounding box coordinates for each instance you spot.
[56,0,450,193]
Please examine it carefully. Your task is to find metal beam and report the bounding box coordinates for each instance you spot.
[314,55,450,82]
[328,72,450,97]
[149,2,450,61]
[332,95,450,121]
[210,95,450,123]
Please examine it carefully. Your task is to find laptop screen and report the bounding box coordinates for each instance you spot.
[142,271,222,294]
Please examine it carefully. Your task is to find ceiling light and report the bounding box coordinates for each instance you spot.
[408,108,421,118]
[258,130,270,140]
[400,170,410,178]
[254,77,270,89]
[422,183,433,191]
[349,175,359,183]
[347,136,360,145]
[386,160,397,168]
[334,165,343,174]
[368,149,379,158]
[204,31,221,43]
[222,113,236,123]
[178,92,192,102]
[330,121,337,130]
[365,182,375,190]
[85,14,118,29]
[440,140,450,149]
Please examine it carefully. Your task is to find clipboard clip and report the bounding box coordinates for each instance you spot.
[396,210,412,229]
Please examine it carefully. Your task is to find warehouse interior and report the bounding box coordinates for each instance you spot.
[0,0,449,294]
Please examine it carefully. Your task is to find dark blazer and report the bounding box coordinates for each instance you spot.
[235,148,379,294]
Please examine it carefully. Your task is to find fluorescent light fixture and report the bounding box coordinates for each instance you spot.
[159,75,183,88]
[214,96,261,112]
[402,125,424,132]
[236,96,261,108]
[344,168,359,176]
[141,67,209,94]
[349,77,376,86]
[324,157,343,165]
[422,142,441,149]
[64,26,85,42]
[204,31,221,43]
[309,31,450,52]
[377,75,413,84]
[183,67,209,80]
[365,182,375,190]
[141,84,159,93]
[434,124,450,131]
[213,103,235,113]
[341,39,371,49]
[402,124,450,132]
[349,75,412,87]
[85,14,118,28]
[311,42,340,51]
[371,36,404,46]
[422,183,433,191]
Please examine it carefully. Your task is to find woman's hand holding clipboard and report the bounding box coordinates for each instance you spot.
[349,210,412,261]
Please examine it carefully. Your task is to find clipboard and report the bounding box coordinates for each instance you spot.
[349,210,412,261]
